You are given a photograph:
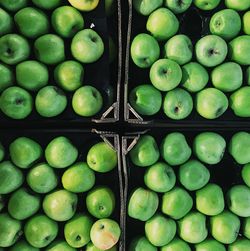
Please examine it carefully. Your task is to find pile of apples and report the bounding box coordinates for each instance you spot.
[0,136,121,250]
[129,0,250,120]
[128,131,250,250]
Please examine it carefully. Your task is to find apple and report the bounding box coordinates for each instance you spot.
[161,237,191,251]
[105,0,115,17]
[146,8,179,41]
[130,33,160,68]
[209,9,241,40]
[211,62,243,92]
[225,0,250,11]
[128,187,159,221]
[32,0,62,10]
[129,84,162,116]
[230,87,250,117]
[24,214,58,248]
[87,142,117,172]
[64,213,93,248]
[0,64,13,92]
[229,36,250,65]
[181,62,209,92]
[52,6,84,38]
[243,11,250,35]
[133,0,163,16]
[150,59,182,91]
[45,136,78,168]
[163,34,193,65]
[164,0,192,14]
[34,34,65,65]
[45,240,76,251]
[9,136,42,169]
[90,218,121,250]
[194,0,220,10]
[247,67,250,85]
[129,135,159,167]
[162,187,193,220]
[178,211,208,244]
[242,163,250,187]
[0,0,27,12]
[229,132,250,164]
[163,88,193,120]
[195,239,226,251]
[43,189,78,221]
[87,243,117,251]
[72,86,103,117]
[54,60,84,92]
[195,35,227,67]
[0,161,24,194]
[243,217,250,239]
[0,142,4,162]
[16,60,49,91]
[0,213,22,247]
[27,163,58,194]
[0,8,13,36]
[196,88,228,119]
[210,211,240,244]
[228,238,250,251]
[68,0,99,11]
[129,236,157,251]
[10,240,39,251]
[144,162,176,193]
[0,34,30,65]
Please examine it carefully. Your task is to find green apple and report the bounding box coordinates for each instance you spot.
[0,142,4,162]
[90,219,121,250]
[0,213,22,247]
[128,187,159,221]
[210,211,240,244]
[32,0,62,10]
[0,161,23,194]
[144,162,176,193]
[179,160,210,191]
[52,6,84,38]
[62,162,95,193]
[163,34,193,65]
[229,35,250,65]
[68,0,99,11]
[178,211,208,244]
[229,132,250,164]
[14,7,49,39]
[196,88,228,119]
[105,0,115,16]
[195,239,226,251]
[195,35,227,67]
[64,213,93,248]
[129,135,159,167]
[130,33,160,68]
[162,187,193,219]
[0,64,13,92]
[194,0,220,10]
[10,240,39,251]
[16,60,49,91]
[161,238,191,251]
[147,8,179,41]
[225,0,250,11]
[71,29,104,63]
[0,0,27,12]
[0,34,30,65]
[164,0,192,14]
[34,34,65,65]
[72,86,103,117]
[43,189,78,221]
[161,132,191,165]
[9,137,42,169]
[129,236,157,251]
[163,88,193,120]
[0,8,13,36]
[243,11,250,35]
[87,142,117,172]
[210,9,241,40]
[129,84,162,116]
[228,239,250,251]
[181,62,209,92]
[54,61,84,92]
[133,0,163,16]
[150,59,182,91]
[45,240,76,251]
[45,136,78,168]
[87,242,117,251]
[243,217,250,239]
[27,163,58,194]
[247,67,250,85]
[242,163,250,187]
[24,214,58,248]
[211,62,243,92]
[0,195,4,212]
[230,87,250,117]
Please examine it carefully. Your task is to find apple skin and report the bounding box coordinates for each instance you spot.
[0,64,13,92]
[181,62,209,92]
[45,240,76,251]
[0,0,27,12]
[43,189,78,222]
[10,240,39,251]
[129,236,157,251]
[195,239,226,251]
[196,88,228,119]
[150,59,182,91]
[129,84,162,116]
[87,242,117,251]
[225,0,250,11]
[128,187,159,221]
[130,33,160,68]
[164,0,192,14]
[211,62,243,92]
[129,135,159,167]
[194,0,220,10]
[0,8,13,36]
[242,163,250,187]
[133,0,163,16]
[210,211,240,244]
[24,214,58,248]
[243,11,250,35]
[162,187,193,220]
[195,35,227,67]
[68,0,99,11]
[179,159,210,191]
[144,162,176,193]
[161,237,191,251]
[32,0,62,10]
[243,217,250,239]
[228,238,250,251]
[247,67,250,85]
[209,9,241,40]
[163,34,193,65]
[229,36,250,65]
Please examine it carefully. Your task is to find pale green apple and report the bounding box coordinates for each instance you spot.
[68,0,99,11]
[225,0,250,11]
[129,236,157,251]
[228,239,250,251]
[247,67,250,85]
[242,163,250,187]
[243,11,250,35]
[161,237,191,251]
[243,217,250,239]
[195,239,226,251]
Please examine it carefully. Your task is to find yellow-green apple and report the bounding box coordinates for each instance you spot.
[0,64,13,92]
[242,163,250,187]
[228,238,250,251]
[129,236,157,251]
[164,0,192,14]
[45,240,76,251]
[194,0,220,10]
[243,11,250,35]
[247,67,250,85]
[225,0,250,11]
[195,239,226,251]
[68,0,99,11]
[243,217,250,239]
[161,237,191,251]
